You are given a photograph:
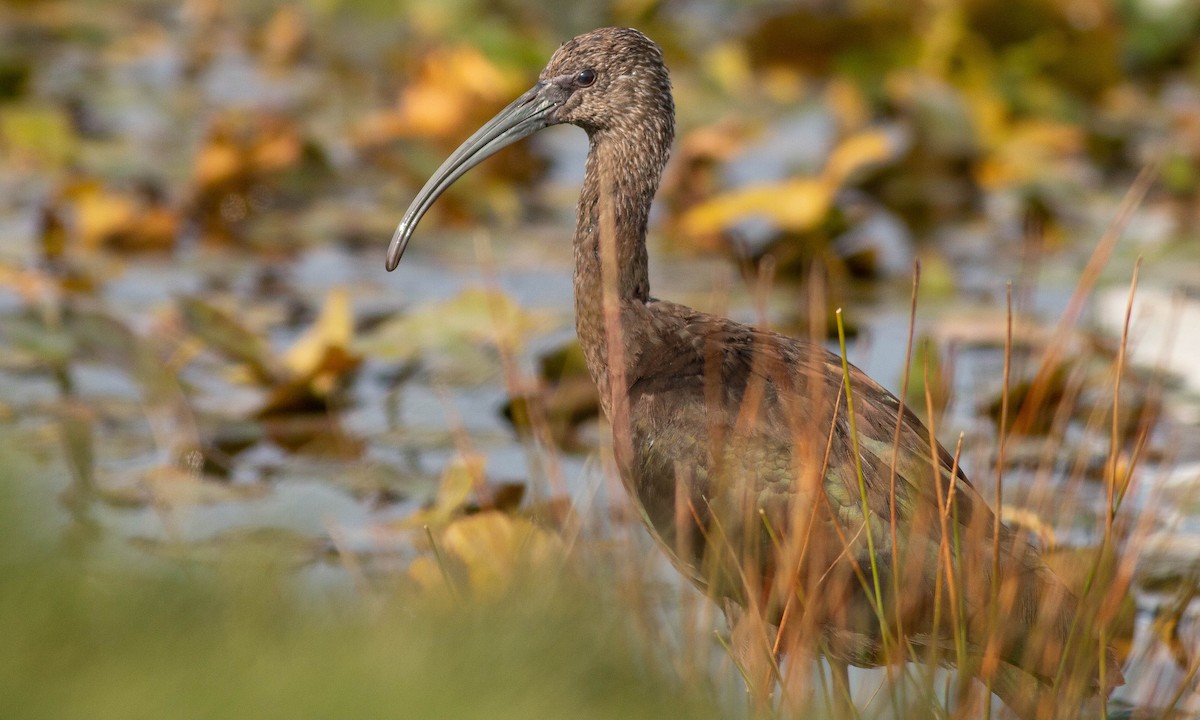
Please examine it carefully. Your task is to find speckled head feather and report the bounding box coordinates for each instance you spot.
[540,27,674,138]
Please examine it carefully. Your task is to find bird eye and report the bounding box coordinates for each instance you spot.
[575,68,596,87]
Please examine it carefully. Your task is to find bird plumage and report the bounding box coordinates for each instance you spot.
[387,26,1123,719]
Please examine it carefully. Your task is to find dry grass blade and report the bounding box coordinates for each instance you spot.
[1013,163,1158,432]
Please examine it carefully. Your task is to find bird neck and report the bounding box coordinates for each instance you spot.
[572,124,671,410]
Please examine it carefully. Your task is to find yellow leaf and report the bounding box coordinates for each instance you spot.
[407,555,452,597]
[823,127,905,187]
[702,42,752,96]
[395,453,484,529]
[976,120,1085,189]
[438,512,563,599]
[434,454,483,516]
[74,189,139,250]
[681,178,834,236]
[281,288,353,378]
[194,141,243,188]
[0,105,76,167]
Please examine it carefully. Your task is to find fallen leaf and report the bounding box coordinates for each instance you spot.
[398,453,484,529]
[356,288,556,365]
[441,512,562,594]
[253,289,362,417]
[178,295,279,384]
[280,288,354,378]
[353,46,519,145]
[65,180,179,251]
[258,349,360,415]
[74,188,139,250]
[976,120,1086,189]
[194,137,244,190]
[407,554,452,597]
[823,126,909,187]
[259,413,362,455]
[0,104,76,167]
[681,178,834,237]
[412,511,564,600]
[701,42,752,97]
[260,4,309,69]
[249,119,303,172]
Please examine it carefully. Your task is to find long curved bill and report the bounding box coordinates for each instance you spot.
[385,84,558,271]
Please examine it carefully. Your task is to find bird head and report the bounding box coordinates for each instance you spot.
[385,27,672,271]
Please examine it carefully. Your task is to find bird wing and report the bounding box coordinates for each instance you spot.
[625,300,991,548]
[621,301,1088,681]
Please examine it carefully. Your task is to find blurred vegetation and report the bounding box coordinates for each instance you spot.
[1,0,1200,716]
[0,451,729,720]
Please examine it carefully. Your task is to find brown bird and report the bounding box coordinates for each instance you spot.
[386,27,1122,719]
